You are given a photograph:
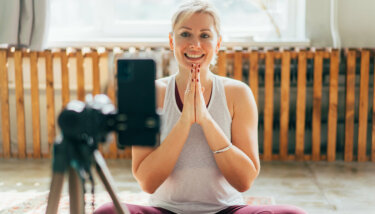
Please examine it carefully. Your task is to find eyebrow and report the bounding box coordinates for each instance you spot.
[179,26,212,32]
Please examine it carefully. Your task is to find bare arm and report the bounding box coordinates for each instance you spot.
[132,74,196,194]
[132,118,190,193]
[200,81,260,192]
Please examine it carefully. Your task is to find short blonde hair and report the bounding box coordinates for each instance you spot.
[171,0,221,37]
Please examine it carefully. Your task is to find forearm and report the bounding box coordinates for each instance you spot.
[201,118,259,192]
[134,118,191,193]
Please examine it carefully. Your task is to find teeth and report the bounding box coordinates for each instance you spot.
[186,53,204,58]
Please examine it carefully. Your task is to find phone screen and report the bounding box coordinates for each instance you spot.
[116,59,159,148]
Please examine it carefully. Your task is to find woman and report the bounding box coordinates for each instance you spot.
[96,1,306,213]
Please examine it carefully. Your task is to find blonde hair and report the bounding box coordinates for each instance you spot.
[171,0,221,37]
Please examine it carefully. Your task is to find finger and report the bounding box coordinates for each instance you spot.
[196,65,202,94]
[185,65,193,95]
[190,64,196,93]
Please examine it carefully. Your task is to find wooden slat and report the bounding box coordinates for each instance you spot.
[30,52,41,158]
[92,51,100,95]
[45,50,56,156]
[104,54,118,159]
[61,50,70,107]
[279,51,291,160]
[295,50,307,161]
[91,50,105,156]
[217,51,226,77]
[76,50,85,101]
[233,51,242,80]
[345,50,356,162]
[327,50,340,162]
[263,51,274,161]
[357,50,370,162]
[312,50,323,161]
[249,51,259,104]
[14,50,26,158]
[0,50,11,158]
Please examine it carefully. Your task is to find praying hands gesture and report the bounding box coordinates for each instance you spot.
[180,64,212,126]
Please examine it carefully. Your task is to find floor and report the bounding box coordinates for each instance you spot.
[0,159,374,214]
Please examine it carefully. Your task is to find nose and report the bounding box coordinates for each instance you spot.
[189,37,201,49]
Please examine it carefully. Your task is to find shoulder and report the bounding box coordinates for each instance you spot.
[218,76,253,102]
[218,75,257,116]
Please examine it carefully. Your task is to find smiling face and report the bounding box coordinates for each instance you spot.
[169,12,221,72]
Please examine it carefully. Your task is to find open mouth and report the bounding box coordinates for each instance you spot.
[184,53,205,60]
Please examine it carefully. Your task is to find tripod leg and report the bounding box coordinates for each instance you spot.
[46,173,64,214]
[69,167,85,214]
[93,150,129,214]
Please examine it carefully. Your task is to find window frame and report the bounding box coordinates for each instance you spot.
[47,0,309,47]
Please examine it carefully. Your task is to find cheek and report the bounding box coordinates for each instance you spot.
[202,41,217,55]
[174,37,188,49]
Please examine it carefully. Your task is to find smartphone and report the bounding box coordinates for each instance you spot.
[116,58,159,148]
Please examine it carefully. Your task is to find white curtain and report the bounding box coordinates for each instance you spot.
[0,0,49,50]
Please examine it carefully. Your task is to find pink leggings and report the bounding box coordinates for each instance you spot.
[94,203,307,214]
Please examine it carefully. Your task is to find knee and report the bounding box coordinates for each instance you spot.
[94,202,116,214]
[276,205,307,214]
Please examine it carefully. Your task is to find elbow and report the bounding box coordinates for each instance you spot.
[139,182,157,194]
[134,174,158,194]
[236,180,254,193]
[237,168,260,193]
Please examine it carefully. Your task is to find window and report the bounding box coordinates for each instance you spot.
[48,0,306,45]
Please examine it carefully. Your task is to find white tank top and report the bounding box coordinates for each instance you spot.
[149,74,244,214]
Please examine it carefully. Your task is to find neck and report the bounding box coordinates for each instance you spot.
[175,66,213,90]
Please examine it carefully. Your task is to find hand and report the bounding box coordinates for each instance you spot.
[180,64,196,125]
[194,64,212,125]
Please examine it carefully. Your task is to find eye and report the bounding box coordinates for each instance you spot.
[180,32,190,37]
[201,33,210,39]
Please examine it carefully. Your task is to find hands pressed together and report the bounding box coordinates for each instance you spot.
[180,64,212,126]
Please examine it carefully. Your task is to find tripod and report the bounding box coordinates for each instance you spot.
[44,93,159,214]
[44,96,132,214]
[45,140,130,214]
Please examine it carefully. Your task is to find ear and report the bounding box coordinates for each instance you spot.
[169,33,174,51]
[215,36,222,54]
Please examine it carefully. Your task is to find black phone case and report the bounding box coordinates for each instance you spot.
[116,59,159,148]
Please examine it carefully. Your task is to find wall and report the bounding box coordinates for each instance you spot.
[306,0,375,48]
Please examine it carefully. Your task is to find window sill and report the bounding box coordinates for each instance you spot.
[46,38,311,49]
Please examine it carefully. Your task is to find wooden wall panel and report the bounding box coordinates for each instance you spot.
[249,51,259,104]
[279,51,291,160]
[357,50,370,162]
[0,50,11,158]
[61,50,70,107]
[14,51,26,158]
[30,52,41,158]
[327,50,339,162]
[345,50,356,162]
[295,50,307,161]
[263,51,274,161]
[312,50,323,161]
[45,50,56,157]
[218,51,227,77]
[234,51,242,81]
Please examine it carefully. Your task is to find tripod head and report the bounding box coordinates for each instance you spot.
[52,95,118,186]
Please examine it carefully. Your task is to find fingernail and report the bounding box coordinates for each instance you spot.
[198,64,200,68]
[197,69,200,73]
[192,78,194,82]
[191,69,193,73]
[197,79,199,82]
[191,64,193,67]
